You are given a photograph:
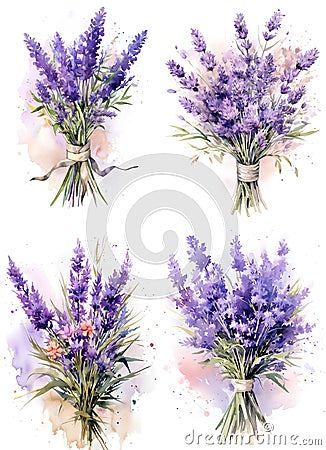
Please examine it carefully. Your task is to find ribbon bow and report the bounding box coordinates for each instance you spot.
[31,142,137,204]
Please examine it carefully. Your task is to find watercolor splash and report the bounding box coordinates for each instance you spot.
[8,324,145,450]
[18,67,116,190]
[6,246,150,450]
[175,344,305,419]
[7,322,42,390]
[18,115,114,191]
[42,383,139,449]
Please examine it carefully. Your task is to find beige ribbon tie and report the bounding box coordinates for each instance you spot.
[31,141,138,184]
[231,379,254,393]
[237,162,260,183]
[66,142,91,162]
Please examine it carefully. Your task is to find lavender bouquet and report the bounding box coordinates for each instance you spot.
[167,11,318,214]
[25,7,147,206]
[168,236,313,438]
[8,241,144,450]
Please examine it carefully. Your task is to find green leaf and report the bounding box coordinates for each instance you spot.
[50,165,74,206]
[32,105,45,113]
[171,125,190,135]
[30,91,42,103]
[288,278,301,296]
[281,155,293,167]
[53,123,61,135]
[265,372,289,393]
[175,326,196,337]
[24,380,66,406]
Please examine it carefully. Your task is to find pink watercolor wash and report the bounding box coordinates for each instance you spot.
[173,341,307,421]
[18,111,113,191]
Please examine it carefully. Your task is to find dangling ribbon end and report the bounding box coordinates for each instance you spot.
[30,175,47,182]
[90,158,139,177]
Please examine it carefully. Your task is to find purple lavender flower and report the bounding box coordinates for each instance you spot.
[167,10,319,185]
[230,236,246,272]
[241,104,260,133]
[256,130,268,149]
[69,239,90,323]
[24,33,59,89]
[169,236,313,438]
[84,344,97,361]
[186,236,210,271]
[234,13,248,40]
[8,241,140,450]
[109,30,147,77]
[7,257,54,330]
[191,29,206,53]
[52,33,80,102]
[179,97,201,115]
[109,252,132,291]
[265,10,284,32]
[55,103,69,125]
[72,7,106,81]
[122,30,148,70]
[167,60,185,78]
[219,98,238,122]
[287,86,306,105]
[168,236,313,367]
[97,30,147,102]
[93,109,117,122]
[100,252,131,332]
[36,80,51,104]
[168,255,187,289]
[296,48,319,70]
[277,240,289,256]
[263,10,284,41]
[281,67,296,84]
[200,51,217,71]
[179,72,200,91]
[90,272,103,315]
[24,7,147,210]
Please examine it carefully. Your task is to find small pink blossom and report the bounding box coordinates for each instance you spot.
[46,340,64,360]
[58,324,76,340]
[80,320,95,338]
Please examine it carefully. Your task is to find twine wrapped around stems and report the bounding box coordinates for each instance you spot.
[30,141,138,206]
[231,379,254,393]
[236,162,260,183]
[234,161,266,215]
[217,378,266,437]
[66,143,91,162]
[31,142,135,182]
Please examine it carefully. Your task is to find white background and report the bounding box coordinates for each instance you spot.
[0,0,325,449]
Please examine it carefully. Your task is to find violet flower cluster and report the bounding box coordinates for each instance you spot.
[24,7,147,206]
[8,240,133,372]
[169,236,313,436]
[168,236,312,373]
[25,7,147,136]
[8,241,141,450]
[167,11,318,214]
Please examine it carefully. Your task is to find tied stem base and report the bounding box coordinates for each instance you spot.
[232,180,267,216]
[51,160,106,207]
[216,391,266,440]
[78,411,109,450]
[32,140,138,207]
